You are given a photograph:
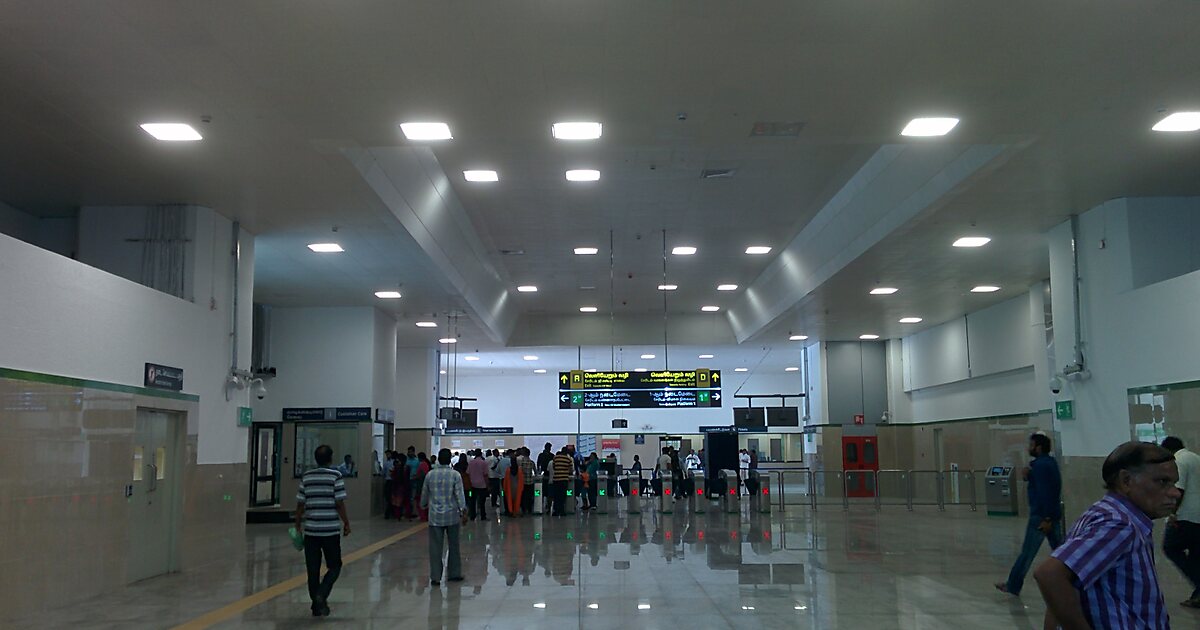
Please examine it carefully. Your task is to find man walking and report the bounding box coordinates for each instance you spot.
[996,433,1063,595]
[466,449,490,521]
[537,442,555,476]
[1034,441,1179,629]
[294,445,351,617]
[519,447,537,515]
[1162,436,1200,607]
[422,448,467,585]
[551,447,574,516]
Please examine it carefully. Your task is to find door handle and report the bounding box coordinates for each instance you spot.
[148,464,158,492]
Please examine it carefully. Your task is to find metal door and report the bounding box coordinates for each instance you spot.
[250,423,282,506]
[128,409,182,582]
[842,436,879,498]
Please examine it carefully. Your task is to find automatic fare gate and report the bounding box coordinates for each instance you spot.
[596,472,610,514]
[720,469,740,513]
[751,470,772,514]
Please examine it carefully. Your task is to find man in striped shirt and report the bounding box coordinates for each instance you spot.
[294,445,351,617]
[551,448,574,516]
[1035,441,1180,629]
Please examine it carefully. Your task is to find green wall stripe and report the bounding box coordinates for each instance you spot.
[0,367,200,402]
[1127,380,1200,396]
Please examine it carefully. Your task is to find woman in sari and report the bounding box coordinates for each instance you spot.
[391,453,410,520]
[413,452,431,521]
[503,451,524,517]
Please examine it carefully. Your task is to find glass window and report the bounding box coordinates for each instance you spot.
[845,442,859,464]
[863,440,877,465]
[294,423,360,478]
[132,446,144,481]
[155,446,166,480]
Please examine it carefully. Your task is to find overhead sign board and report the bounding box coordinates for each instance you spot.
[444,426,514,435]
[144,363,183,391]
[558,369,721,410]
[282,407,372,421]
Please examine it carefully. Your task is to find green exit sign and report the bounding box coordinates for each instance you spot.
[237,406,253,427]
[1055,400,1075,420]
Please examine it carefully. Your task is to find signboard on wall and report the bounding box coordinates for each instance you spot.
[444,426,514,435]
[601,438,622,450]
[282,407,372,421]
[634,434,645,445]
[144,363,183,391]
[558,369,721,409]
[1055,400,1075,420]
[853,414,865,425]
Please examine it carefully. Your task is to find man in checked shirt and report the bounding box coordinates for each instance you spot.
[1035,441,1181,629]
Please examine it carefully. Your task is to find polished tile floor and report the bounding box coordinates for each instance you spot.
[22,497,1200,629]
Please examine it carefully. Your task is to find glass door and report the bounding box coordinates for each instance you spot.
[250,423,281,507]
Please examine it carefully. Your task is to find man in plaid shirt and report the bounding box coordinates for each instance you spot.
[421,448,467,585]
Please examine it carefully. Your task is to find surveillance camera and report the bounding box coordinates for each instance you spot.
[1049,376,1063,395]
[251,379,267,400]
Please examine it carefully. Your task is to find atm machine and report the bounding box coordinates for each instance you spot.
[985,465,1019,516]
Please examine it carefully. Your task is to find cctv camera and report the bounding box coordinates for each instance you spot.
[250,378,267,400]
[1049,376,1063,395]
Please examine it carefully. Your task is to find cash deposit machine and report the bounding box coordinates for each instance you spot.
[985,465,1019,516]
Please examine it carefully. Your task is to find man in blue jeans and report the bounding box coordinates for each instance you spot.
[995,432,1062,595]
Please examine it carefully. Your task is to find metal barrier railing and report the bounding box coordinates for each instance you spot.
[908,470,945,511]
[771,468,983,513]
[875,469,909,510]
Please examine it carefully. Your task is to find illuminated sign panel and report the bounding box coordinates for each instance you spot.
[558,369,721,409]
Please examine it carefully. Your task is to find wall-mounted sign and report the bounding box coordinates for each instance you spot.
[634,434,645,445]
[282,407,372,421]
[237,406,253,427]
[853,414,865,425]
[611,418,628,429]
[559,369,721,410]
[601,438,622,450]
[1055,400,1075,420]
[144,363,183,391]
[444,426,514,435]
[699,425,768,434]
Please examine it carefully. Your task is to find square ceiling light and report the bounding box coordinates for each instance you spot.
[869,287,898,295]
[1152,112,1200,132]
[952,236,991,248]
[671,246,697,256]
[517,285,538,293]
[789,335,808,341]
[717,284,738,291]
[901,117,959,137]
[565,169,600,182]
[374,291,402,299]
[899,317,923,323]
[464,170,499,182]
[574,247,599,255]
[859,334,880,340]
[307,243,344,253]
[415,321,438,328]
[552,121,602,140]
[657,284,677,291]
[745,246,772,255]
[701,305,720,312]
[971,285,1001,293]
[400,122,452,140]
[140,123,202,142]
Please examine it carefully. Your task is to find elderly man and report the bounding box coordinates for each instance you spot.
[1034,441,1180,629]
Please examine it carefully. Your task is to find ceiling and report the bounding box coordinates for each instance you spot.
[2,1,1199,354]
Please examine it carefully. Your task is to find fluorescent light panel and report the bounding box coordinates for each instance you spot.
[415,321,437,328]
[464,356,480,361]
[307,243,343,253]
[399,122,452,140]
[789,335,808,341]
[701,305,720,312]
[574,247,599,255]
[671,246,697,256]
[523,355,538,361]
[565,169,600,181]
[785,367,799,372]
[579,306,598,313]
[972,285,1001,293]
[1152,112,1200,132]
[634,368,648,372]
[860,334,880,340]
[952,236,991,248]
[534,369,547,374]
[463,170,498,182]
[698,354,714,359]
[657,284,677,291]
[374,291,402,299]
[901,117,959,137]
[869,287,898,295]
[745,246,772,255]
[552,121,602,140]
[717,284,738,291]
[517,285,538,293]
[438,338,457,344]
[899,317,923,324]
[140,123,202,142]
[734,367,748,372]
[640,354,655,359]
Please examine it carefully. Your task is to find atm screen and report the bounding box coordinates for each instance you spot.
[989,466,1005,476]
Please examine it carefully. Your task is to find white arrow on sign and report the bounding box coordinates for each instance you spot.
[560,394,569,403]
[713,393,721,401]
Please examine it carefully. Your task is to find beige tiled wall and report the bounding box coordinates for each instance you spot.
[0,376,247,618]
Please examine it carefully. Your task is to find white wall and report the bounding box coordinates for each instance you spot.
[1049,198,1200,456]
[0,217,253,464]
[453,370,805,435]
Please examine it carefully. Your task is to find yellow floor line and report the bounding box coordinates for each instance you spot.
[172,522,427,630]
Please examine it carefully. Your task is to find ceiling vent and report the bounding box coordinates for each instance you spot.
[749,121,805,137]
[700,168,736,179]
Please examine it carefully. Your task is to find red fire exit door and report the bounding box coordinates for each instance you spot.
[842,436,879,498]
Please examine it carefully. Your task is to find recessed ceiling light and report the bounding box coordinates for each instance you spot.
[671,246,697,256]
[952,236,991,248]
[517,285,538,293]
[734,367,749,372]
[565,169,600,182]
[415,321,438,328]
[579,306,598,313]
[785,367,799,372]
[523,355,539,361]
[1152,112,1200,132]
[574,247,599,255]
[464,170,499,182]
[140,123,202,142]
[657,284,678,291]
[399,122,452,141]
[795,605,807,611]
[307,243,344,253]
[640,354,656,359]
[533,603,547,609]
[440,369,447,374]
[971,285,1001,293]
[699,354,714,359]
[534,369,547,374]
[859,334,880,340]
[438,338,458,344]
[899,317,923,324]
[717,284,738,291]
[745,246,772,255]
[869,287,898,295]
[901,117,959,137]
[701,305,720,312]
[552,121,602,140]
[742,606,756,611]
[638,604,651,610]
[789,335,808,341]
[586,368,598,372]
[634,368,648,372]
[374,291,402,299]
[587,603,599,610]
[464,356,480,361]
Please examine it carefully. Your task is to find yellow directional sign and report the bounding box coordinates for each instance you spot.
[570,370,585,389]
[696,368,710,388]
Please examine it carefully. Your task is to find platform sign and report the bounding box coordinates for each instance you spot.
[558,370,721,410]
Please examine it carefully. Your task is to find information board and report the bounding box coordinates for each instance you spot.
[558,369,721,409]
